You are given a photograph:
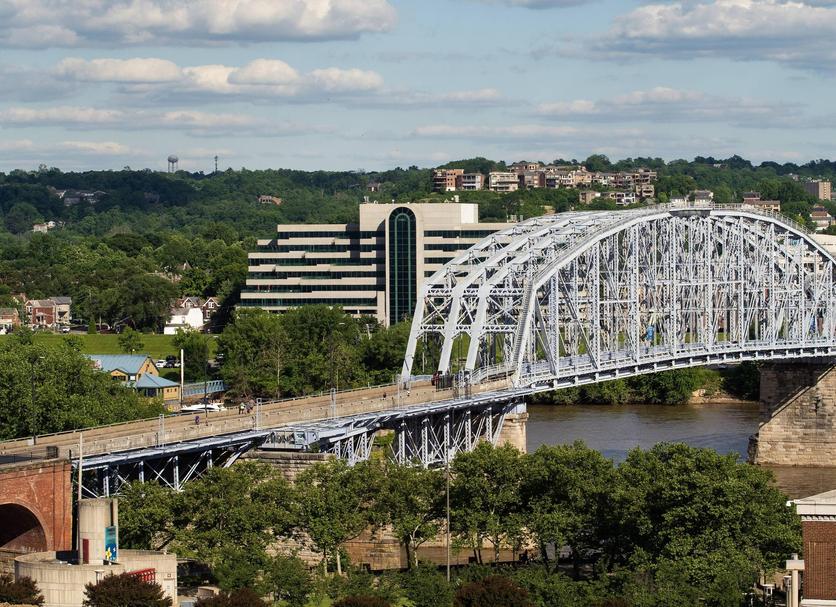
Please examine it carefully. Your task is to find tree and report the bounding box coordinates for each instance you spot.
[521,442,616,577]
[83,573,171,607]
[5,202,42,234]
[295,459,378,575]
[117,481,176,550]
[453,576,532,607]
[120,274,178,331]
[0,574,44,606]
[264,554,310,607]
[118,328,145,354]
[450,443,525,563]
[0,335,163,439]
[173,328,211,383]
[376,461,444,568]
[398,564,453,607]
[608,443,801,599]
[194,588,266,607]
[170,462,295,590]
[217,309,285,398]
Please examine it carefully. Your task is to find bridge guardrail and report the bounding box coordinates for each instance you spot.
[0,377,430,454]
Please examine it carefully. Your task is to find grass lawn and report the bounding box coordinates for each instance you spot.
[0,333,216,360]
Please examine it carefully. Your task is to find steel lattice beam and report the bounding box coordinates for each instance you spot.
[403,206,836,388]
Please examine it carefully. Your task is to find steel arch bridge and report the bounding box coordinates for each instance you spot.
[402,205,836,390]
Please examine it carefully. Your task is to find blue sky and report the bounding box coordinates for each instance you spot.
[0,0,833,172]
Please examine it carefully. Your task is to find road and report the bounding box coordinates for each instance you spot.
[0,379,509,460]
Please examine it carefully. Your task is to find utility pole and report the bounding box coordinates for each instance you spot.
[179,348,184,407]
[76,434,83,563]
[446,445,451,582]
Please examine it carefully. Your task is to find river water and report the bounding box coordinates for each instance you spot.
[526,402,836,499]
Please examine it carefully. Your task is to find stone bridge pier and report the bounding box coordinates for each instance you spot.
[751,360,836,466]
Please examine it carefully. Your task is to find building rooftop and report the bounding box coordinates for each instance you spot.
[87,354,152,375]
[793,488,836,516]
[134,374,178,389]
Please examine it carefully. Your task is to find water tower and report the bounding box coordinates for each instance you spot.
[167,155,179,173]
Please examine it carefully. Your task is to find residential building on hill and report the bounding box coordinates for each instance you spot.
[0,308,20,332]
[241,203,512,326]
[812,206,834,232]
[432,169,464,192]
[741,195,781,213]
[25,297,71,328]
[458,173,484,191]
[487,172,520,192]
[803,180,832,201]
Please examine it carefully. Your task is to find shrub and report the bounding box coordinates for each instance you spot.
[454,575,533,607]
[0,574,44,606]
[83,572,171,607]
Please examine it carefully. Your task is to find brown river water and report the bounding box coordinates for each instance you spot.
[526,402,836,499]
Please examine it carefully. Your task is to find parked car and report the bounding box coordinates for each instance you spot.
[155,359,167,368]
[59,325,70,333]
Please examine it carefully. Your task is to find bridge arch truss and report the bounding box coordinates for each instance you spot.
[403,206,836,388]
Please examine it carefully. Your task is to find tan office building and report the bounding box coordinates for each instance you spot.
[242,203,512,326]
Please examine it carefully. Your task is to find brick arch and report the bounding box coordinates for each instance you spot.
[0,502,47,552]
[0,461,72,551]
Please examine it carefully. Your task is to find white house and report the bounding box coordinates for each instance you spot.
[163,307,205,335]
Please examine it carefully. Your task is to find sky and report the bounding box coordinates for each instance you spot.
[0,0,834,172]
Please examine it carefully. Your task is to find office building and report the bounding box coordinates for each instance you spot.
[242,203,512,326]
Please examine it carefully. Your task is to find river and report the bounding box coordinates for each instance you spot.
[527,402,836,499]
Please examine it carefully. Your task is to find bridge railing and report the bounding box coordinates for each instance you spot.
[182,380,226,398]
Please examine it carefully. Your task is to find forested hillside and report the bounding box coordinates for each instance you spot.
[0,154,832,330]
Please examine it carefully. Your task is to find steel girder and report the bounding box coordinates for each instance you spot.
[402,206,836,387]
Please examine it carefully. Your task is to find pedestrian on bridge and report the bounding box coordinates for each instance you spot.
[194,415,200,426]
[239,402,245,415]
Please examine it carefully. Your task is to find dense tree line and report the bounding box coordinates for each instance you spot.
[119,442,798,607]
[0,331,163,439]
[215,307,411,397]
[0,154,829,328]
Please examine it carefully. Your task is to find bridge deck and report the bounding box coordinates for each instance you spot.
[0,379,511,461]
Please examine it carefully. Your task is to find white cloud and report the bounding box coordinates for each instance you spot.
[411,124,642,140]
[0,105,325,137]
[593,0,836,72]
[56,58,182,83]
[0,0,397,47]
[473,0,591,8]
[57,57,384,99]
[308,68,384,92]
[57,140,133,155]
[535,86,798,126]
[229,59,299,85]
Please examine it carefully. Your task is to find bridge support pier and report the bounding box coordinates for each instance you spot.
[751,360,836,466]
[497,402,528,454]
